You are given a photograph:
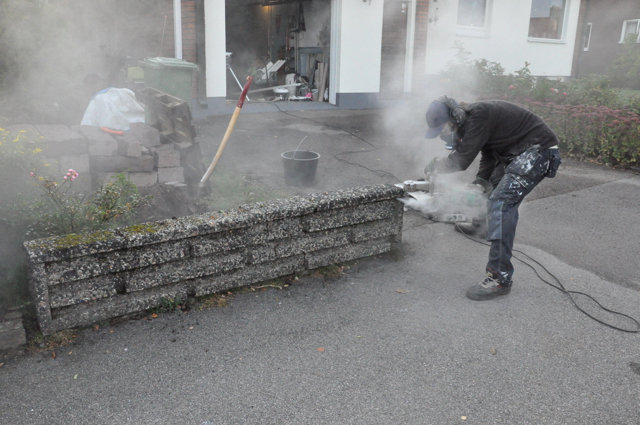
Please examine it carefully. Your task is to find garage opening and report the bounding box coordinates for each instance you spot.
[225,0,331,103]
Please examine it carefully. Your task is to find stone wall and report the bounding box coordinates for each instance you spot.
[24,184,404,335]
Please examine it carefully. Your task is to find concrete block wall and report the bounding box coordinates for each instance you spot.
[23,184,404,335]
[10,123,191,190]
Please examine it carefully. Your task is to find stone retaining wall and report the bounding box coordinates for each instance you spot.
[24,184,404,335]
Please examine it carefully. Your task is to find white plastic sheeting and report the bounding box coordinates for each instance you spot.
[80,88,145,131]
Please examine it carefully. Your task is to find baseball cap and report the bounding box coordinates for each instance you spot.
[425,100,450,138]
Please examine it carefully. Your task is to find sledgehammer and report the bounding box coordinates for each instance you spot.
[199,76,253,190]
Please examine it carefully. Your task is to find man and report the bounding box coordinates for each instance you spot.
[424,96,561,301]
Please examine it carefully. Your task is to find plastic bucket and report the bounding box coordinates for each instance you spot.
[281,150,320,186]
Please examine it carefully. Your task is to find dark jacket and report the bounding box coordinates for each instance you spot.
[438,100,559,181]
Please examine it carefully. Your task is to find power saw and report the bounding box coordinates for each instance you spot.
[396,173,487,224]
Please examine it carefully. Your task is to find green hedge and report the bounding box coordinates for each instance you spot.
[527,101,640,167]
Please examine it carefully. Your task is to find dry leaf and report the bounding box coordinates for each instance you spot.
[151,313,158,319]
[51,351,56,359]
[461,416,467,421]
[317,347,325,352]
[395,289,409,294]
[489,347,497,355]
[0,362,4,368]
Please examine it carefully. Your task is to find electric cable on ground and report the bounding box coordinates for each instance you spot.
[455,223,640,334]
[267,101,401,181]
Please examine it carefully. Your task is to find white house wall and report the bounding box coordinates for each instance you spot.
[335,0,384,94]
[204,0,227,98]
[425,0,581,77]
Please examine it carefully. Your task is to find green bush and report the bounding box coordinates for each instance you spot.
[0,127,45,309]
[527,102,640,167]
[0,128,151,309]
[610,35,640,90]
[24,171,150,238]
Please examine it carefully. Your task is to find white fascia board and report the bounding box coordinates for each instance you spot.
[204,0,227,98]
[335,0,384,93]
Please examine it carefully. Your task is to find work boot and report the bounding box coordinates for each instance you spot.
[466,273,511,301]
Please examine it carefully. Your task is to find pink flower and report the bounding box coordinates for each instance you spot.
[508,84,515,90]
[64,168,79,181]
[30,171,35,177]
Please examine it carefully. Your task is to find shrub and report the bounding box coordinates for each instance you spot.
[0,127,45,308]
[23,171,150,239]
[564,76,618,107]
[528,102,640,167]
[0,129,151,309]
[610,34,640,90]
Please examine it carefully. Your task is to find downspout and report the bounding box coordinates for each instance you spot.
[329,0,341,105]
[403,0,416,93]
[571,0,589,78]
[174,0,183,59]
[195,0,208,106]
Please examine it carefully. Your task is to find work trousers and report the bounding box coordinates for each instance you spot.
[485,146,560,284]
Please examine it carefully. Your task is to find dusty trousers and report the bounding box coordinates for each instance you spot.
[485,146,560,283]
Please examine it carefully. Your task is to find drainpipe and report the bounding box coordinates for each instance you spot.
[174,0,183,59]
[403,0,416,93]
[571,0,589,78]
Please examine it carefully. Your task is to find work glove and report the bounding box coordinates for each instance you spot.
[470,177,492,194]
[424,157,441,176]
[402,179,429,192]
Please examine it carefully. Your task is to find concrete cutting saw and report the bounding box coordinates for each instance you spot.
[396,173,487,224]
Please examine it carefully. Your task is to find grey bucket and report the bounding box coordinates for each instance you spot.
[281,150,320,186]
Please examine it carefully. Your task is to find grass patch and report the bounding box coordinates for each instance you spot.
[196,169,288,212]
[197,293,229,310]
[151,296,187,314]
[309,264,348,280]
[29,329,79,353]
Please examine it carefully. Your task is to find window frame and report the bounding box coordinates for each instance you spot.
[527,0,570,43]
[455,0,492,38]
[619,19,640,43]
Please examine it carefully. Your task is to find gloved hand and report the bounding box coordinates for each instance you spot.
[402,179,430,192]
[470,177,492,194]
[424,157,441,176]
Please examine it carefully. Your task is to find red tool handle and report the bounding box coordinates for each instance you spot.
[237,76,253,109]
[100,127,124,135]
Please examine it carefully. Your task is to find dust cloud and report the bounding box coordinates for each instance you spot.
[0,0,169,125]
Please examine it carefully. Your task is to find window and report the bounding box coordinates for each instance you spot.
[457,0,487,28]
[620,19,640,43]
[583,22,592,51]
[528,0,567,40]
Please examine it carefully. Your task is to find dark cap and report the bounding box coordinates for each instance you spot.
[425,100,450,138]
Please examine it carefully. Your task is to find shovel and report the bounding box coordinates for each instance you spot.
[199,76,253,191]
